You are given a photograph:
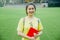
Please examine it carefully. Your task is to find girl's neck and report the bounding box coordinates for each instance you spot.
[27,15,34,18]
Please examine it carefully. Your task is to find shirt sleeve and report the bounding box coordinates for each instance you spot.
[17,18,24,32]
[38,19,43,31]
[38,19,43,35]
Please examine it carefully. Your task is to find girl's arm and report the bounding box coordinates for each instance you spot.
[34,30,43,38]
[34,19,43,38]
[17,18,34,40]
[17,31,35,40]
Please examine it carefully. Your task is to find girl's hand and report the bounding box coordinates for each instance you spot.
[34,31,42,38]
[28,37,35,40]
[34,33,39,38]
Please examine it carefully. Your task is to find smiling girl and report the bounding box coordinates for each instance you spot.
[17,3,43,40]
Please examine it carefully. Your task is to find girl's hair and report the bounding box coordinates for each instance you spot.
[26,3,36,15]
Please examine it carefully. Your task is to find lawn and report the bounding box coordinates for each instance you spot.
[0,7,60,40]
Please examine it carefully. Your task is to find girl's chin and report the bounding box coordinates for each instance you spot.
[29,13,34,14]
[28,13,34,16]
[30,14,33,15]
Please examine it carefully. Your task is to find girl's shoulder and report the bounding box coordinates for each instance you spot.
[19,17,25,22]
[34,17,40,21]
[19,16,29,21]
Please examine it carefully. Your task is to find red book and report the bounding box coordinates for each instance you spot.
[27,27,39,37]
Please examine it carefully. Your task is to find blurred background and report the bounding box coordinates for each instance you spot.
[0,0,60,7]
[0,0,60,40]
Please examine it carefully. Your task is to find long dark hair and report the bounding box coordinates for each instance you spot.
[26,3,36,15]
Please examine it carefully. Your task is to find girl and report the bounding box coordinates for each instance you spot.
[17,3,43,40]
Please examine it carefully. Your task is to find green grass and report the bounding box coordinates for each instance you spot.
[0,7,60,40]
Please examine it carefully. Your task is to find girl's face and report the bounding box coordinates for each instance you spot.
[27,5,35,16]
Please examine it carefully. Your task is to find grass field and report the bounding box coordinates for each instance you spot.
[0,7,60,40]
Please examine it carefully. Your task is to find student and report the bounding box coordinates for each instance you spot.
[17,3,43,40]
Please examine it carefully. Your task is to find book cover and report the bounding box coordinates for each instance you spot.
[27,27,39,37]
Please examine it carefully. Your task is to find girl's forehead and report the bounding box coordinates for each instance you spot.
[28,5,34,8]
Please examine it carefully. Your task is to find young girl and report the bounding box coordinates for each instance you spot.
[17,3,43,40]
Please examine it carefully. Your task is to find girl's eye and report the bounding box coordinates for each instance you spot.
[32,8,34,10]
[29,8,34,10]
[29,8,31,10]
